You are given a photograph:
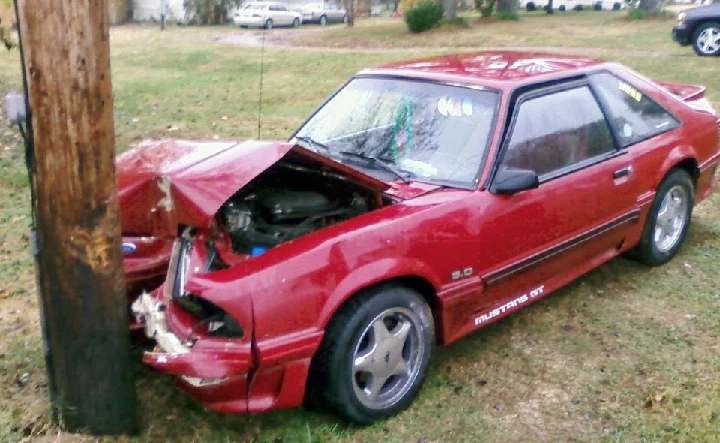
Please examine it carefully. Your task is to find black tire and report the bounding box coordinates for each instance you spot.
[308,285,434,425]
[526,1,536,11]
[630,169,694,266]
[559,5,566,11]
[293,17,300,27]
[264,18,273,29]
[574,4,584,10]
[593,2,602,11]
[612,2,621,10]
[319,14,328,25]
[692,22,720,56]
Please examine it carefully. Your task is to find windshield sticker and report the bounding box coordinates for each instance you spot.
[462,99,473,117]
[437,97,449,116]
[437,97,468,117]
[618,81,642,102]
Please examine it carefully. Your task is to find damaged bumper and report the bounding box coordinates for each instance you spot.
[132,288,319,413]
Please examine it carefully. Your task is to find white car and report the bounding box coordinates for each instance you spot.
[297,2,347,25]
[234,2,302,29]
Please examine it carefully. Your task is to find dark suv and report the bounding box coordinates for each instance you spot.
[672,3,720,56]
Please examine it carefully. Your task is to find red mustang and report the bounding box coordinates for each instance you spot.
[122,52,720,424]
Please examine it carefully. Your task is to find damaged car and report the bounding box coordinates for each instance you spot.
[123,51,720,424]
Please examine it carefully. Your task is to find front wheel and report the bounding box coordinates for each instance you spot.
[310,285,434,424]
[692,22,720,56]
[293,17,300,27]
[264,18,273,29]
[630,169,694,266]
[319,15,328,25]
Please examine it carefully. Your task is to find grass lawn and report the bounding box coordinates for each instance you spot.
[1,10,720,443]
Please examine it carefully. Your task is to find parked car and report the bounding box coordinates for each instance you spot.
[672,3,720,55]
[125,51,720,424]
[297,2,347,25]
[233,1,302,29]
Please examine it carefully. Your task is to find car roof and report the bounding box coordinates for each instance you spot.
[358,51,608,91]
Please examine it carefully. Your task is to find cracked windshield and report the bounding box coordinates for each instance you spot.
[295,77,499,187]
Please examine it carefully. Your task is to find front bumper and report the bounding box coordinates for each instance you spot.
[672,25,691,46]
[132,290,319,413]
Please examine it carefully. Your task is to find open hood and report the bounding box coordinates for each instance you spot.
[116,139,389,236]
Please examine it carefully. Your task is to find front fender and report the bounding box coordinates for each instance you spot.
[318,256,443,326]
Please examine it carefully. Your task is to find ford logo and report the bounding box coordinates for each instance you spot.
[121,242,137,255]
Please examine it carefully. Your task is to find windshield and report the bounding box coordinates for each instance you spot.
[243,4,266,10]
[294,77,499,187]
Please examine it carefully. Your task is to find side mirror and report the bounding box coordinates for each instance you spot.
[490,165,539,195]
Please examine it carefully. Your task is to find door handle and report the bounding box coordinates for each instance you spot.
[613,166,632,179]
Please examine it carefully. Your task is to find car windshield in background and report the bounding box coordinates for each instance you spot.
[295,77,499,188]
[243,4,265,9]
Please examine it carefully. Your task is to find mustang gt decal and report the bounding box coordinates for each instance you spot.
[474,285,545,326]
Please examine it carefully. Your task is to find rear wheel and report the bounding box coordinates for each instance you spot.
[692,22,720,56]
[309,285,434,424]
[319,15,328,25]
[630,169,694,266]
[264,18,273,29]
[293,17,300,27]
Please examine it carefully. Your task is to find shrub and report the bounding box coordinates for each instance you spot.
[612,2,621,9]
[526,1,537,10]
[558,4,566,10]
[627,7,647,19]
[593,1,602,10]
[476,0,496,17]
[573,4,584,10]
[405,1,443,32]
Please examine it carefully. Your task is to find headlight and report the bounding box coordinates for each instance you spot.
[677,11,686,25]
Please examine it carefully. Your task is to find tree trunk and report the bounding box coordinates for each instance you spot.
[343,0,355,25]
[15,0,138,435]
[638,0,663,12]
[444,0,457,19]
[496,0,517,14]
[547,0,554,13]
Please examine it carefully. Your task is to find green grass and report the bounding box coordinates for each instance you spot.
[1,15,720,443]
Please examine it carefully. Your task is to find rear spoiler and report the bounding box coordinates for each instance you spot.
[655,80,716,116]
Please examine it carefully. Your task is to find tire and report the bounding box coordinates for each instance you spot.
[559,5,566,11]
[612,2,621,10]
[526,1,536,11]
[630,169,694,266]
[308,285,434,425]
[319,15,328,25]
[264,18,273,29]
[293,17,300,27]
[343,13,348,24]
[692,22,720,56]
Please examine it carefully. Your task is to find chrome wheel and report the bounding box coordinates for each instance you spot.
[352,307,425,410]
[653,184,688,253]
[697,26,720,55]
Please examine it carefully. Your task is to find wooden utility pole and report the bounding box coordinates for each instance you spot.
[15,0,138,435]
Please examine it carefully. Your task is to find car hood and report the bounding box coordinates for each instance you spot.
[685,4,720,16]
[116,139,393,236]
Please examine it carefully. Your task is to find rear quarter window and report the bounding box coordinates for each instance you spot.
[590,72,680,147]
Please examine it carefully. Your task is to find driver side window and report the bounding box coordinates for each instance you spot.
[502,85,616,177]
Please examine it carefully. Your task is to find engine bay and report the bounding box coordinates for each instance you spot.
[217,161,385,255]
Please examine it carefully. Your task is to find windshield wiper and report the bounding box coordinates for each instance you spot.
[338,150,412,184]
[295,135,329,154]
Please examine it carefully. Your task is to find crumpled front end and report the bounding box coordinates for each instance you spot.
[131,233,319,413]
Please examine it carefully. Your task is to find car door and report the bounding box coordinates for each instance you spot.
[278,5,294,25]
[472,80,640,318]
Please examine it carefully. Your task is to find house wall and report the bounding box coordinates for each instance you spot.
[133,0,187,21]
